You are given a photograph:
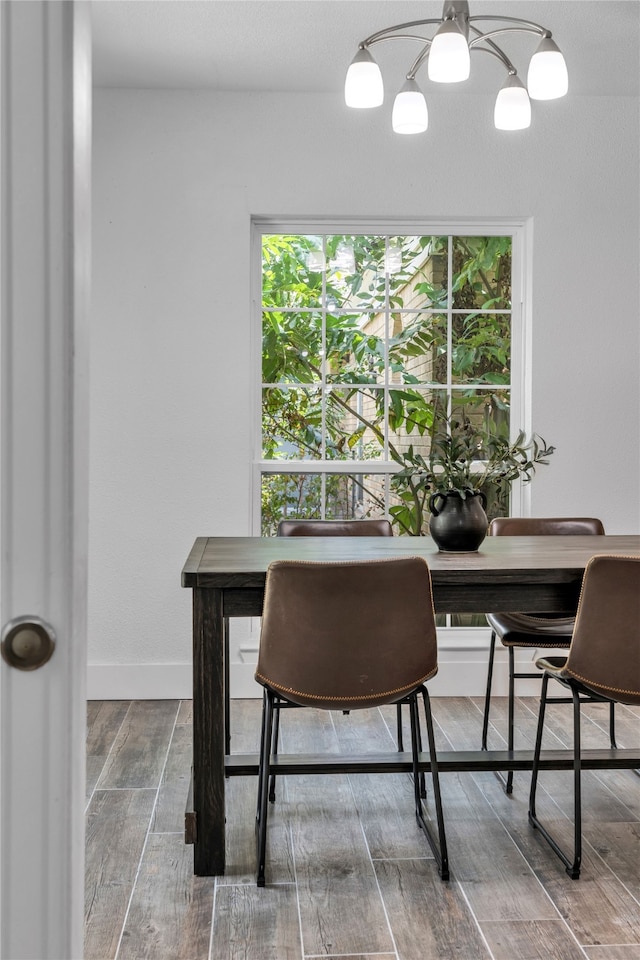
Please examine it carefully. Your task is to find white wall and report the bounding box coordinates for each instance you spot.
[89,88,640,698]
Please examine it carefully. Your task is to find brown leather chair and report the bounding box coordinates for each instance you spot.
[277,518,393,537]
[254,557,449,886]
[274,517,409,793]
[482,517,606,794]
[529,554,640,878]
[225,520,393,756]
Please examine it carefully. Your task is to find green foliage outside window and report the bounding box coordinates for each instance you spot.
[261,233,518,536]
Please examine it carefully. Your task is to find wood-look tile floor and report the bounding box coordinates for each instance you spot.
[85,696,640,960]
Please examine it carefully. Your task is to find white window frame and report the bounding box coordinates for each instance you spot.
[252,216,533,539]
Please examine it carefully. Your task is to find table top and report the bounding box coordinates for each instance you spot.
[182,534,640,590]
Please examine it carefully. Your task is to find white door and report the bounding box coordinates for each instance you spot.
[0,3,91,958]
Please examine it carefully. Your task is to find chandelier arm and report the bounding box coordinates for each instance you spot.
[471,45,517,74]
[467,24,515,73]
[363,34,435,80]
[363,33,434,50]
[407,44,432,80]
[469,26,548,49]
[361,18,442,48]
[468,15,550,34]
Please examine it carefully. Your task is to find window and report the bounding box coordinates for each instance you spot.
[255,222,528,549]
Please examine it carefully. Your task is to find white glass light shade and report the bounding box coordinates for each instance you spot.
[527,36,568,100]
[494,75,531,130]
[345,47,384,107]
[427,20,470,83]
[392,79,428,134]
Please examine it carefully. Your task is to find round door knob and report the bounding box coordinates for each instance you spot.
[1,616,56,670]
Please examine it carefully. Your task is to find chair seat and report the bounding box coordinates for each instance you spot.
[487,612,575,647]
[536,655,640,707]
[535,655,570,674]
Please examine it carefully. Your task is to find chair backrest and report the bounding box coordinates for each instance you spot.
[255,557,437,710]
[564,555,640,705]
[277,518,393,537]
[489,517,605,537]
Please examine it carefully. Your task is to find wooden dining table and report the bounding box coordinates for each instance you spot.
[182,534,640,876]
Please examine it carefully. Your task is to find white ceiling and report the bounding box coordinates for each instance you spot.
[91,0,640,97]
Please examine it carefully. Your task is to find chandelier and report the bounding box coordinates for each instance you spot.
[345,0,568,133]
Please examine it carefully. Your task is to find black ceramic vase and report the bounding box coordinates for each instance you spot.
[428,490,488,552]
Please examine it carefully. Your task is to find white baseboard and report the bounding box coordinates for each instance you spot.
[87,643,547,701]
[228,657,544,699]
[87,663,192,700]
[231,628,546,699]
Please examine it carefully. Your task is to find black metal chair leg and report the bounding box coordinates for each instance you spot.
[529,676,582,879]
[504,646,515,794]
[570,687,583,879]
[484,631,513,794]
[255,692,268,823]
[481,630,497,750]
[268,696,281,803]
[609,700,617,749]
[396,699,424,796]
[528,672,548,826]
[605,700,640,778]
[604,700,637,803]
[410,696,426,799]
[256,689,275,887]
[491,643,514,794]
[396,702,404,752]
[422,688,449,881]
[413,686,449,881]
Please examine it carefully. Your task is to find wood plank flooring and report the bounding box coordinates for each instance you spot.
[85,696,640,960]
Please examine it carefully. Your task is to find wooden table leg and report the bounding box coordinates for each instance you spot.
[192,587,226,875]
